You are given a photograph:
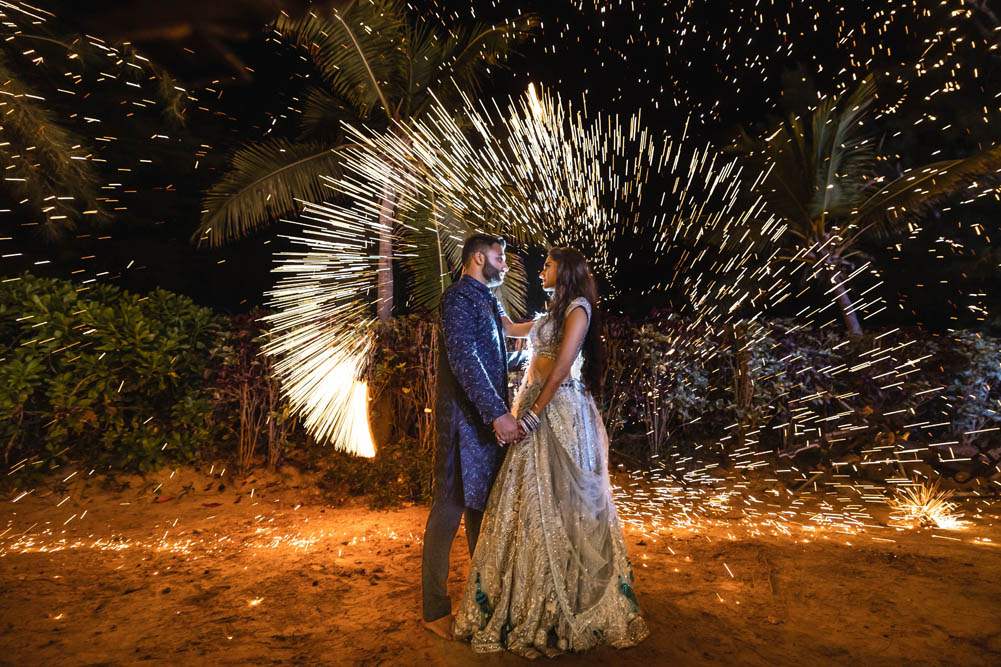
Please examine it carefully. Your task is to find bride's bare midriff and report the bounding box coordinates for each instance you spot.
[525,356,557,385]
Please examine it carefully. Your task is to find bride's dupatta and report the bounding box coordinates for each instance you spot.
[519,378,627,642]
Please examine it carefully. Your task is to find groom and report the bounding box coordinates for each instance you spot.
[421,233,523,639]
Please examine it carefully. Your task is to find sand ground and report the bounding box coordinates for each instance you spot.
[1,466,1000,666]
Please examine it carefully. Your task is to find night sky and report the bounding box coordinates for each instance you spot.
[3,0,1000,328]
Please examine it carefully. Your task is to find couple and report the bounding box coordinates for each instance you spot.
[421,234,649,658]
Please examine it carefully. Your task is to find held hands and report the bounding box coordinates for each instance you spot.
[492,413,521,446]
[493,409,541,446]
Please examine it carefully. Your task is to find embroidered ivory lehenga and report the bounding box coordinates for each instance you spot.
[452,297,649,658]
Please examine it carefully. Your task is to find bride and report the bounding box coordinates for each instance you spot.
[452,247,649,657]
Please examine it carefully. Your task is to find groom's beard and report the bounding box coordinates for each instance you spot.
[483,260,505,288]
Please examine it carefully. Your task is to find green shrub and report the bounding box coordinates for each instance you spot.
[631,320,710,456]
[321,435,433,509]
[210,311,296,472]
[933,331,1001,452]
[4,272,997,498]
[0,273,227,475]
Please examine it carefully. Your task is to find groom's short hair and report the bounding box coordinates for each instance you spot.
[461,233,506,267]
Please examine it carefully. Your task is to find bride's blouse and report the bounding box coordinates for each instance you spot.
[527,297,592,379]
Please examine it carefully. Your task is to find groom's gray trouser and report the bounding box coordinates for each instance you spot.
[421,485,483,622]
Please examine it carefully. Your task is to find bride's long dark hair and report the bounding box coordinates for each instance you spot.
[546,247,604,397]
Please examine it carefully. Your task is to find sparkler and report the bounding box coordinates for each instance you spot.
[264,78,789,455]
[262,204,378,457]
[0,1,995,558]
[269,75,990,511]
[888,478,966,530]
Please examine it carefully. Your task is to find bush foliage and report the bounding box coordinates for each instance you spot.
[0,273,226,476]
[3,274,999,500]
[321,316,438,507]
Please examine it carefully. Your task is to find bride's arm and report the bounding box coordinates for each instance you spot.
[502,316,535,339]
[527,308,589,416]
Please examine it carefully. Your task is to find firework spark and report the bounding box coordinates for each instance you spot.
[265,80,784,454]
[888,479,966,530]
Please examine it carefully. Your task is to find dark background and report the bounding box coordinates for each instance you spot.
[3,0,999,328]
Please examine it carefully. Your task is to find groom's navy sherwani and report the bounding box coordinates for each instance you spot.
[436,274,510,511]
[422,272,519,622]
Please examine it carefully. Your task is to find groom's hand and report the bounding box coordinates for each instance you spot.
[492,413,520,446]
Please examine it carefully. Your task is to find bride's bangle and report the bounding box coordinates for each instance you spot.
[519,409,540,433]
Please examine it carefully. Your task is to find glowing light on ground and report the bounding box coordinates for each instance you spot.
[888,479,967,530]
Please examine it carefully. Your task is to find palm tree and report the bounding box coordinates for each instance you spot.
[0,51,103,239]
[0,26,185,240]
[738,75,1001,334]
[196,1,537,320]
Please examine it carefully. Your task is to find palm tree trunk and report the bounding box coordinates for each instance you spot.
[830,267,863,335]
[377,184,396,322]
[730,323,751,465]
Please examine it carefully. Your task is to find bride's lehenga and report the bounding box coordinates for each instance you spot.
[452,297,649,658]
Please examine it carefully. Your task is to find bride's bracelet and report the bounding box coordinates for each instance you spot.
[519,409,540,434]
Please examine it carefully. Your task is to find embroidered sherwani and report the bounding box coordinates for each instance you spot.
[436,274,511,511]
[422,274,514,623]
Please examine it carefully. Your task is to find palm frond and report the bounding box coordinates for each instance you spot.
[850,142,1001,240]
[445,15,538,87]
[298,86,354,142]
[403,19,446,116]
[196,138,348,246]
[154,71,189,126]
[275,2,409,122]
[414,15,538,116]
[437,209,466,269]
[737,119,815,231]
[397,189,472,312]
[738,76,881,239]
[403,237,453,314]
[0,53,104,239]
[398,198,455,314]
[116,41,188,126]
[811,76,877,219]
